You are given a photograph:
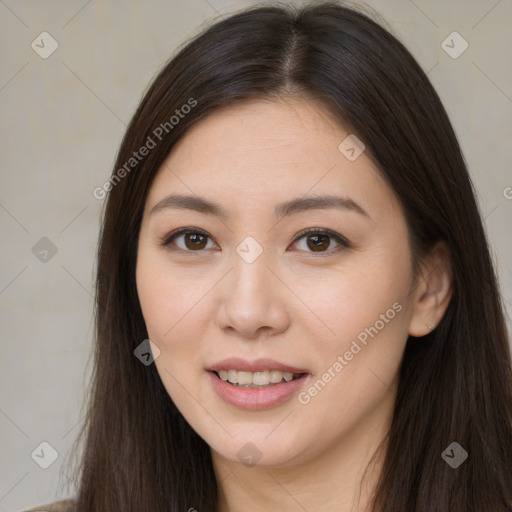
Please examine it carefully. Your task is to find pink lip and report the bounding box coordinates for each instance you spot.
[206,358,310,411]
[206,357,308,374]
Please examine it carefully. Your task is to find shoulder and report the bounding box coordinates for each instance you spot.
[19,499,76,512]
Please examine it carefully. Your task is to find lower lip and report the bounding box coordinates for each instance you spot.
[207,371,309,410]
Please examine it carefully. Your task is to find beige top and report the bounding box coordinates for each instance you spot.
[21,499,75,512]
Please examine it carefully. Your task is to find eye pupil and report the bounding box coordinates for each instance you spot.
[307,234,330,252]
[185,233,207,250]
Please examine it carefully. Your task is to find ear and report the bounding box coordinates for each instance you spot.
[408,240,453,337]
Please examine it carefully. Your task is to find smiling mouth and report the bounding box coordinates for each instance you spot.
[213,369,306,388]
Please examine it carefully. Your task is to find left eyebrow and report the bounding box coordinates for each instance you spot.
[275,195,370,219]
[150,193,370,219]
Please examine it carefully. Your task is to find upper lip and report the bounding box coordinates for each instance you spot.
[207,357,308,374]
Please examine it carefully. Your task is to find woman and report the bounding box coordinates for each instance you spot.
[24,1,512,511]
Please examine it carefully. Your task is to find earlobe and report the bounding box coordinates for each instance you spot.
[408,241,453,337]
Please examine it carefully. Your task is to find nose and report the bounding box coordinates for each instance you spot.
[215,248,290,339]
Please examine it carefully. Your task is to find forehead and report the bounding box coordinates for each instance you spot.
[165,97,348,174]
[145,98,401,222]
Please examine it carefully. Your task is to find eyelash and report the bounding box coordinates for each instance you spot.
[159,227,350,256]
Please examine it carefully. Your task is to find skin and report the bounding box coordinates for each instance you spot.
[136,97,453,511]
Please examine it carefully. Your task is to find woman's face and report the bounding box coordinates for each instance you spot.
[136,97,419,468]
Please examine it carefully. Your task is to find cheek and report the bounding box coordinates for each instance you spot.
[291,248,411,351]
[136,247,212,343]
[296,251,410,379]
[136,249,210,405]
[294,252,411,423]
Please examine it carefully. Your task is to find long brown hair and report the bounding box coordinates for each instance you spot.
[66,2,512,510]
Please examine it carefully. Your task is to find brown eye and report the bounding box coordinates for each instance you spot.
[161,227,349,255]
[293,228,349,254]
[183,232,208,250]
[161,228,216,252]
[306,233,331,252]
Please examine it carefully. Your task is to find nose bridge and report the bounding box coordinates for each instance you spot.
[230,239,272,303]
[216,239,289,336]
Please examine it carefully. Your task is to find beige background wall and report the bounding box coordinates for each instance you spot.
[1,0,511,510]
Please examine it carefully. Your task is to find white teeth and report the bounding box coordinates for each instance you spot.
[215,369,303,387]
[253,371,270,385]
[237,371,253,385]
[270,370,283,383]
